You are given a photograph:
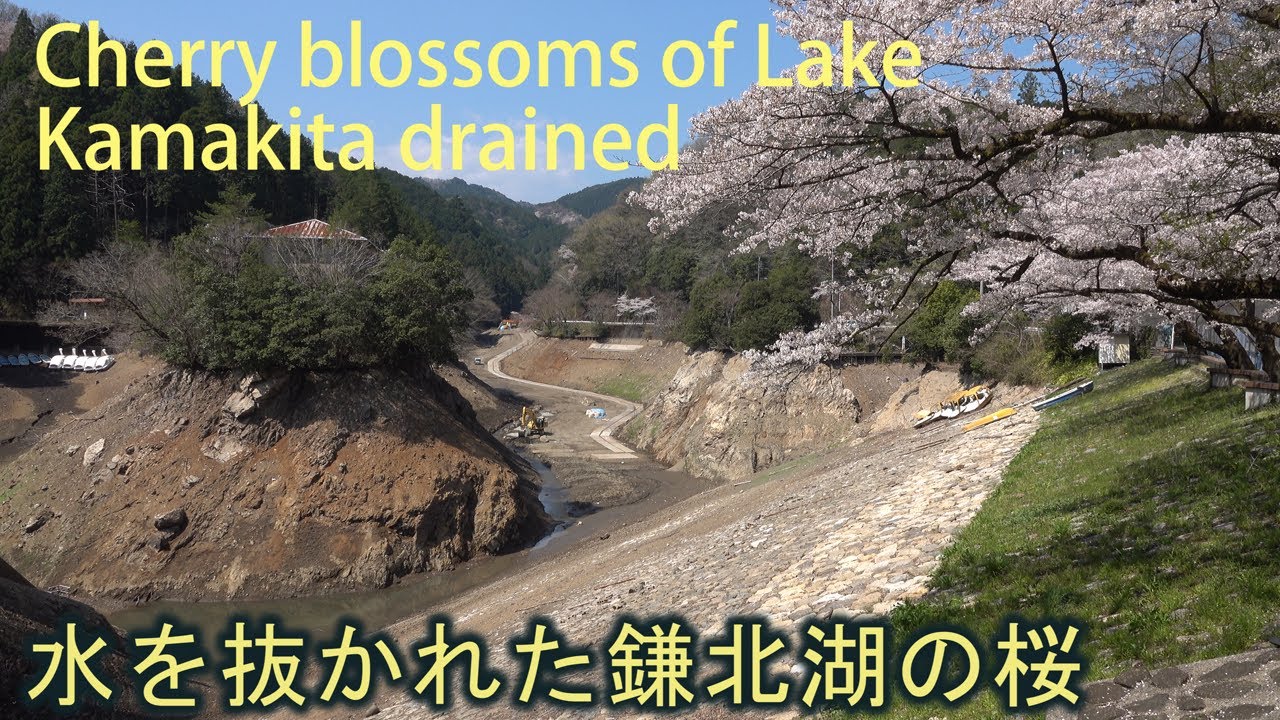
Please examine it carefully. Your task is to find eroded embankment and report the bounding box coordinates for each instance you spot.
[489,336,1019,483]
[625,350,1013,482]
[0,556,149,720]
[626,352,862,480]
[0,362,549,602]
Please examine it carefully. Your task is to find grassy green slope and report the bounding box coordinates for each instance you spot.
[874,359,1280,718]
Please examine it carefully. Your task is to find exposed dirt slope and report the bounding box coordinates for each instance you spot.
[627,352,1038,482]
[627,352,863,481]
[0,363,549,602]
[1,353,158,464]
[865,365,967,433]
[0,556,151,719]
[435,360,523,432]
[499,336,688,403]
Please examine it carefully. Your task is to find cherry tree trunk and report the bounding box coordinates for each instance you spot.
[1258,335,1280,383]
[1215,327,1255,371]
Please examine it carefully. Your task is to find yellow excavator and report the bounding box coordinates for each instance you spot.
[518,406,547,437]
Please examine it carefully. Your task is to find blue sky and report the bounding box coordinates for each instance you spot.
[24,1,801,202]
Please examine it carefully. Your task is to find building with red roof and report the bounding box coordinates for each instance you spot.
[261,219,367,242]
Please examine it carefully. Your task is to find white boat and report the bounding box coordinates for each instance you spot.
[90,350,112,371]
[958,389,992,414]
[937,405,963,419]
[71,349,93,371]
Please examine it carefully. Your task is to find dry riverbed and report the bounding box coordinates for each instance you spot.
[5,331,1043,720]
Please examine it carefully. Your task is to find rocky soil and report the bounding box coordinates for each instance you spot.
[1,355,156,464]
[1050,646,1280,719]
[0,556,151,719]
[627,351,1035,482]
[371,395,1044,720]
[0,362,549,602]
[626,352,864,481]
[435,360,524,432]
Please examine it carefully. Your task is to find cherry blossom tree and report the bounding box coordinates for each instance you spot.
[615,293,658,321]
[639,0,1280,379]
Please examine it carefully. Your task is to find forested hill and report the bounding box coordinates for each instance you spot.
[421,175,650,281]
[553,177,645,219]
[426,175,645,224]
[421,177,573,285]
[0,8,542,317]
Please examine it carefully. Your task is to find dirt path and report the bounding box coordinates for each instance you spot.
[484,330,642,459]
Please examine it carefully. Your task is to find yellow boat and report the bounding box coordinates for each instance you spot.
[944,385,988,405]
[964,407,1016,432]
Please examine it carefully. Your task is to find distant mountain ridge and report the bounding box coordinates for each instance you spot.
[423,176,647,227]
[414,176,649,305]
[553,177,647,219]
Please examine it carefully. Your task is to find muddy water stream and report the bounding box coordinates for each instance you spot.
[108,451,699,639]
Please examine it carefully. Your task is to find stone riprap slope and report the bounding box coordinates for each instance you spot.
[376,409,1041,719]
[1048,646,1280,719]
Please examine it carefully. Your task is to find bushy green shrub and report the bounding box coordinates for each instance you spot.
[968,314,1102,387]
[679,254,819,351]
[901,280,981,363]
[1043,313,1093,364]
[84,190,472,372]
[969,330,1053,386]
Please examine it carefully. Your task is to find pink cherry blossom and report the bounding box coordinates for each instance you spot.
[639,1,1280,378]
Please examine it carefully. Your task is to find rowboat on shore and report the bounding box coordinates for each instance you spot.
[913,386,993,429]
[1027,377,1089,405]
[959,388,993,414]
[913,410,939,429]
[1030,380,1095,412]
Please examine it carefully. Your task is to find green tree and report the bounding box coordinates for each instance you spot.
[372,237,473,364]
[729,257,820,350]
[901,280,981,362]
[1043,313,1093,364]
[679,253,819,351]
[1017,72,1041,106]
[680,272,739,350]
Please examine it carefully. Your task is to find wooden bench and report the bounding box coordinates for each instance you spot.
[1244,381,1280,411]
[1208,367,1269,389]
